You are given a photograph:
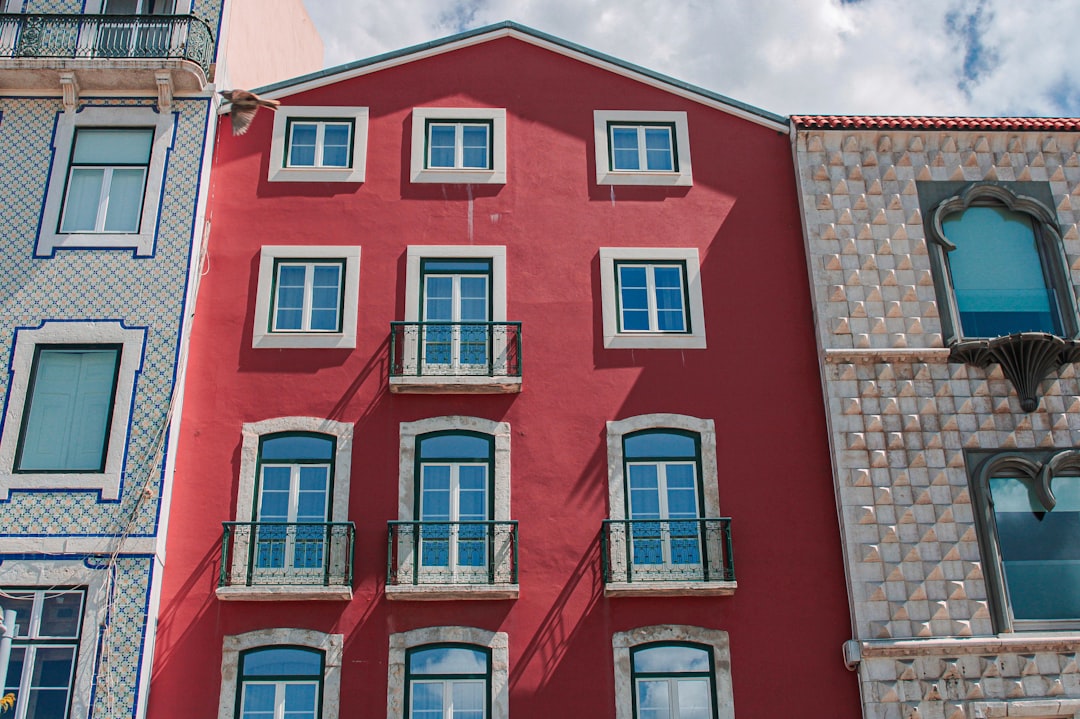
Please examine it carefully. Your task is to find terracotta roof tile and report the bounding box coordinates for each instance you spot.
[791,115,1080,131]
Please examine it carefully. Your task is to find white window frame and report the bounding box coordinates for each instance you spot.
[269,260,345,334]
[0,321,144,500]
[410,108,507,184]
[252,246,360,349]
[390,417,514,598]
[593,111,692,186]
[612,626,734,719]
[599,248,706,349]
[268,106,369,183]
[218,629,343,719]
[387,627,508,719]
[0,560,109,719]
[38,106,175,257]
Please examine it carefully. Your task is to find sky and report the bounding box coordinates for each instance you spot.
[299,0,1080,118]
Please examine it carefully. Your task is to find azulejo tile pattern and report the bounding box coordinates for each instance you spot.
[796,127,1080,719]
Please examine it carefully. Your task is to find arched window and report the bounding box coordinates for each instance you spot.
[631,643,717,719]
[927,183,1076,343]
[405,644,491,719]
[237,646,324,719]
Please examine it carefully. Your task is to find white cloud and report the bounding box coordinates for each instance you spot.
[300,0,1080,117]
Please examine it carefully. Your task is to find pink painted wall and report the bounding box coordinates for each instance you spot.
[219,0,323,91]
[149,36,859,717]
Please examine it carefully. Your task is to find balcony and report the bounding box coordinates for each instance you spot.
[389,321,522,393]
[602,518,737,597]
[0,13,214,94]
[386,520,519,600]
[216,521,355,601]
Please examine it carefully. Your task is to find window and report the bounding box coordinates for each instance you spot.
[410,109,507,184]
[286,120,352,168]
[238,646,323,719]
[389,417,515,597]
[218,629,342,719]
[268,107,369,183]
[631,644,716,719]
[59,128,151,234]
[923,182,1077,344]
[102,0,177,12]
[252,433,334,577]
[406,645,490,719]
[970,449,1080,632]
[220,418,353,599]
[38,106,174,256]
[1,589,84,719]
[604,415,733,594]
[14,345,121,473]
[252,246,360,349]
[593,111,692,186]
[0,321,144,500]
[623,430,704,572]
[270,260,344,333]
[615,261,690,334]
[387,627,508,719]
[393,246,519,392]
[612,627,733,719]
[599,248,706,349]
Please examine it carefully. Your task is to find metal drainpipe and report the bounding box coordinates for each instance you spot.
[0,608,17,689]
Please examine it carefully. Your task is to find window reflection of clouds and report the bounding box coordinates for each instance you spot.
[409,646,487,675]
[625,432,697,459]
[632,645,709,673]
[243,647,322,676]
[420,434,491,460]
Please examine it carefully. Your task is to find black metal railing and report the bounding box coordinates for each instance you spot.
[219,521,355,589]
[390,322,522,378]
[0,13,215,74]
[387,520,518,586]
[601,518,734,584]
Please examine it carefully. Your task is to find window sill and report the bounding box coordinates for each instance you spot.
[596,171,692,187]
[604,580,736,598]
[604,333,707,350]
[215,585,353,601]
[252,332,355,349]
[385,583,519,601]
[268,167,363,183]
[389,376,522,394]
[410,168,506,184]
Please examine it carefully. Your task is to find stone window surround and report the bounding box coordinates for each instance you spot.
[0,559,108,719]
[267,106,369,183]
[251,245,361,349]
[387,626,508,719]
[598,248,707,349]
[38,105,176,257]
[593,110,693,186]
[0,321,145,501]
[612,625,733,719]
[409,108,507,184]
[217,628,343,719]
[235,417,354,525]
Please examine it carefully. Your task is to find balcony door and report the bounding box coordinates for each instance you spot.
[625,430,704,577]
[97,0,177,58]
[254,434,333,578]
[420,259,491,374]
[417,433,493,581]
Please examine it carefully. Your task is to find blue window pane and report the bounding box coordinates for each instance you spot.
[625,432,697,459]
[289,123,318,166]
[644,127,674,171]
[283,683,317,715]
[990,475,1080,620]
[261,434,333,461]
[321,124,351,168]
[943,206,1060,336]
[461,125,489,169]
[419,434,491,460]
[411,682,443,717]
[423,260,492,273]
[429,125,456,168]
[409,646,487,674]
[611,127,640,170]
[241,684,277,718]
[242,648,322,677]
[633,644,710,673]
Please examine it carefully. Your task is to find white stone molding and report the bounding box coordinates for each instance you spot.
[409,108,507,184]
[267,106,369,183]
[593,110,693,186]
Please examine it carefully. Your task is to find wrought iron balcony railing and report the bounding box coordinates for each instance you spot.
[390,321,522,378]
[219,521,355,589]
[0,13,215,74]
[602,518,734,584]
[387,520,518,587]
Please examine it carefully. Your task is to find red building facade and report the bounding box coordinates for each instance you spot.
[149,23,859,719]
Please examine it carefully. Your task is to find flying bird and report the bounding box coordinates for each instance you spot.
[219,89,280,136]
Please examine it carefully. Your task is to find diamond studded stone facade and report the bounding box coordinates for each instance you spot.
[795,124,1080,719]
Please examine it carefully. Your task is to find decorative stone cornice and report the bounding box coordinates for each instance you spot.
[950,333,1080,412]
[823,348,952,364]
